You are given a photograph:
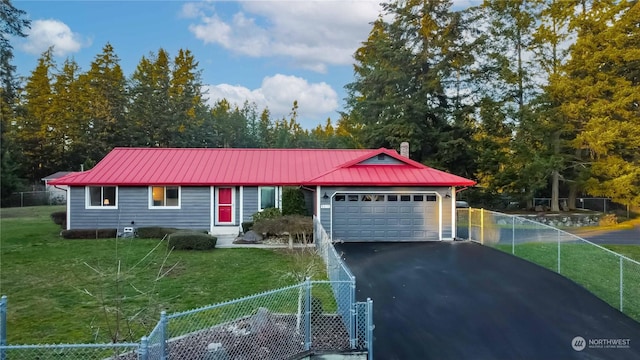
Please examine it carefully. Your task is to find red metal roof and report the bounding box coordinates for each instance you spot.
[50,147,476,187]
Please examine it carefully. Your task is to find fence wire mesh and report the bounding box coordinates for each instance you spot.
[457,208,640,323]
[0,343,140,360]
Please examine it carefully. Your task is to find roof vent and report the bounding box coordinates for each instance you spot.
[400,142,409,158]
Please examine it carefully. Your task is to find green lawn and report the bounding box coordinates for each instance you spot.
[0,206,326,344]
[495,242,640,322]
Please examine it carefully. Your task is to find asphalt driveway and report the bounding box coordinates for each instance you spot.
[571,225,640,245]
[336,241,640,360]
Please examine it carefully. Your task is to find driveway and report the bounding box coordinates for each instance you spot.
[336,241,640,360]
[569,225,640,245]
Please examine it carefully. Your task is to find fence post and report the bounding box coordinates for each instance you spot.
[1,296,6,360]
[304,278,312,351]
[160,311,168,360]
[557,230,561,273]
[20,192,24,208]
[366,298,374,360]
[139,336,148,360]
[350,277,357,349]
[467,206,471,241]
[511,216,515,255]
[620,257,624,312]
[480,208,484,245]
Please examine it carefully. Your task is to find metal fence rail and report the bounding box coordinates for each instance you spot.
[457,208,640,322]
[314,217,373,358]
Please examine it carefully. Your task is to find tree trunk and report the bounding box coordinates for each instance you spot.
[551,170,560,212]
[568,183,578,210]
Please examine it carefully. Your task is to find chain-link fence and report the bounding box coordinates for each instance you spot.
[313,216,359,347]
[1,191,66,208]
[1,233,374,360]
[457,208,640,322]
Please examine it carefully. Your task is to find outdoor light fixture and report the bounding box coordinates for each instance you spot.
[323,192,329,199]
[103,199,110,205]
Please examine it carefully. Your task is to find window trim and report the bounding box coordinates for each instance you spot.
[258,186,281,212]
[148,186,181,209]
[85,186,118,209]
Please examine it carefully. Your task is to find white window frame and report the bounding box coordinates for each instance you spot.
[85,186,118,209]
[258,186,281,212]
[148,186,181,209]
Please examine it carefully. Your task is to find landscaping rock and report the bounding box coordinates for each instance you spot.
[243,230,263,242]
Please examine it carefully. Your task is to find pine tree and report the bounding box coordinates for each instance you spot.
[1,0,30,197]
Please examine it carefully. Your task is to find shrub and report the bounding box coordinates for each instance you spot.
[137,227,179,239]
[252,215,313,242]
[50,211,66,228]
[61,228,117,239]
[252,207,282,222]
[168,231,217,250]
[599,214,618,226]
[282,187,307,216]
[242,221,254,233]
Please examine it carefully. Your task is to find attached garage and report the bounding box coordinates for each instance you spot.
[331,192,441,242]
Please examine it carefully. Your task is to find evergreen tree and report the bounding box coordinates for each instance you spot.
[1,0,30,197]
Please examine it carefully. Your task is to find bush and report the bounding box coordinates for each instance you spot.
[252,215,313,241]
[252,207,282,222]
[50,211,66,228]
[137,227,179,239]
[282,187,307,216]
[61,228,117,239]
[168,231,217,250]
[242,221,254,233]
[599,214,618,226]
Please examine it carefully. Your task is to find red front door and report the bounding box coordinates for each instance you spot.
[217,187,233,223]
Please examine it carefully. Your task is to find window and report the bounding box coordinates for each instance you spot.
[361,194,372,201]
[348,195,359,201]
[335,195,346,201]
[373,195,384,201]
[86,186,117,208]
[387,195,398,201]
[413,195,424,201]
[150,186,180,208]
[259,186,279,211]
[426,195,437,202]
[400,195,411,201]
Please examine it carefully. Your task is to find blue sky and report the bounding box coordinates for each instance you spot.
[12,0,479,129]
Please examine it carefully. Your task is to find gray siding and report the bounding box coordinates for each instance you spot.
[242,187,259,222]
[69,186,210,231]
[302,188,315,216]
[359,154,405,165]
[319,186,452,241]
[441,195,453,239]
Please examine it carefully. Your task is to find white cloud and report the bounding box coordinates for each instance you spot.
[185,1,382,72]
[204,74,338,128]
[21,19,89,56]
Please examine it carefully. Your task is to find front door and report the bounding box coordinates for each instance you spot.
[216,187,235,225]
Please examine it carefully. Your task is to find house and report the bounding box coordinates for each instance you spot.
[41,171,74,204]
[50,147,475,241]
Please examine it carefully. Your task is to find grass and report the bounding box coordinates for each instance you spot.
[0,206,327,344]
[494,242,640,322]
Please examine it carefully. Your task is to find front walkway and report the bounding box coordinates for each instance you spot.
[336,241,640,360]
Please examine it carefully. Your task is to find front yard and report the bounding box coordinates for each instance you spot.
[0,206,325,344]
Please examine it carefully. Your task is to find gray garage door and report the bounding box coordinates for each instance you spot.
[332,193,440,242]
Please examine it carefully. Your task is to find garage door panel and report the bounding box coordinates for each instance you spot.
[332,192,439,242]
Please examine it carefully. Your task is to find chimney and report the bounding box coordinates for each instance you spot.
[400,142,409,158]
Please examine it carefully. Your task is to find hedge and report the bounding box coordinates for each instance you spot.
[61,228,117,239]
[136,227,180,239]
[168,231,217,250]
[50,211,66,228]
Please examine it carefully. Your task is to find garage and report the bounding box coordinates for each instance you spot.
[331,192,441,242]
